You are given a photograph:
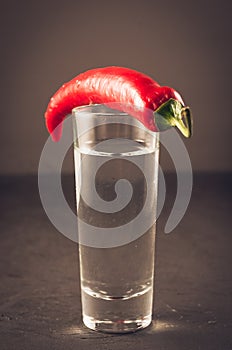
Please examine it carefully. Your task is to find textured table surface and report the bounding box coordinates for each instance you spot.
[0,173,231,350]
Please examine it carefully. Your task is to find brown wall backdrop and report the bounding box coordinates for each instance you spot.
[0,0,231,174]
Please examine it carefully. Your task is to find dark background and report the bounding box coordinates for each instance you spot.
[1,1,232,349]
[0,0,231,173]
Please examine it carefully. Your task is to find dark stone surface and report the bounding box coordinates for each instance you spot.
[0,173,231,350]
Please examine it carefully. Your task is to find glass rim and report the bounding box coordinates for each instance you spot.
[72,103,130,116]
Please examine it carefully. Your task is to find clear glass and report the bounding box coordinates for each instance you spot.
[72,104,159,333]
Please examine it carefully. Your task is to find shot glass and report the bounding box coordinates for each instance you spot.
[72,104,159,333]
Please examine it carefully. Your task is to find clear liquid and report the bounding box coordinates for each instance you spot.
[74,138,159,333]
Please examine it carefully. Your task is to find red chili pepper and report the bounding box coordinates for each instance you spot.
[45,66,192,141]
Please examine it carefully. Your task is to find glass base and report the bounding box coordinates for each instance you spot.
[83,314,152,333]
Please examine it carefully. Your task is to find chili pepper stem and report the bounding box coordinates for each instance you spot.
[154,99,192,137]
[176,106,192,138]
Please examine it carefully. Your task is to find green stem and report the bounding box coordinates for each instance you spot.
[154,98,193,138]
